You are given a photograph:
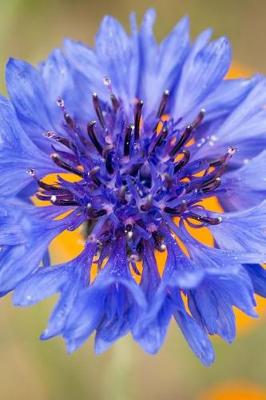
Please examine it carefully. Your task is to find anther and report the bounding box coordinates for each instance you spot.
[170,109,206,157]
[191,109,206,129]
[134,100,144,141]
[105,151,114,175]
[201,176,221,192]
[91,209,107,218]
[92,93,105,128]
[87,121,103,155]
[37,180,62,192]
[152,231,166,252]
[124,124,134,156]
[51,153,84,177]
[150,125,168,154]
[64,112,75,129]
[110,94,120,112]
[188,213,222,225]
[164,201,187,215]
[43,132,73,149]
[157,90,169,118]
[174,150,190,173]
[170,125,193,157]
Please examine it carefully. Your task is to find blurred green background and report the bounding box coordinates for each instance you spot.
[1,1,266,399]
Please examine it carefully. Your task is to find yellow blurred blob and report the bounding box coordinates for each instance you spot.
[200,382,266,400]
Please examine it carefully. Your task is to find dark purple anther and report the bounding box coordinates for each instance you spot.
[92,93,105,128]
[124,124,134,156]
[87,121,103,155]
[170,109,206,157]
[105,151,114,174]
[51,153,84,177]
[110,94,120,112]
[188,213,222,225]
[170,125,193,157]
[64,112,75,130]
[134,100,144,141]
[174,150,190,173]
[157,90,169,118]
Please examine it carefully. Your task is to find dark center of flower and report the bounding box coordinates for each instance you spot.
[27,81,235,268]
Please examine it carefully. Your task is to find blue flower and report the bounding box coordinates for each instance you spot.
[1,9,266,365]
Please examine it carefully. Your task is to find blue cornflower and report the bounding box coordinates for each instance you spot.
[1,9,266,365]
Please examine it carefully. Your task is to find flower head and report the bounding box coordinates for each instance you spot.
[1,9,266,365]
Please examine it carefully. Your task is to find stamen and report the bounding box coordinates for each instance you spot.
[51,199,79,206]
[38,180,62,192]
[87,121,103,155]
[188,213,222,225]
[110,94,120,112]
[51,153,84,177]
[164,201,187,215]
[64,112,75,129]
[170,109,206,157]
[201,176,221,192]
[152,231,166,252]
[191,109,206,129]
[43,131,73,149]
[105,151,114,174]
[150,125,168,154]
[170,125,193,157]
[92,93,105,128]
[174,150,190,173]
[157,90,169,118]
[91,209,107,218]
[124,124,134,156]
[134,100,144,141]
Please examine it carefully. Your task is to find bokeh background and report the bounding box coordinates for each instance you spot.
[1,1,266,399]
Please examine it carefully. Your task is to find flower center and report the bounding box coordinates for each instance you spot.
[27,84,235,265]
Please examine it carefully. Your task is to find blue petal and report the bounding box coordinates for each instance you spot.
[174,33,231,118]
[0,213,61,293]
[172,291,215,366]
[133,296,172,354]
[158,16,190,89]
[13,265,72,306]
[136,9,157,104]
[95,15,133,102]
[200,77,266,163]
[0,96,52,196]
[6,58,54,150]
[41,246,96,339]
[201,75,261,122]
[221,150,266,210]
[186,267,256,342]
[63,287,106,353]
[143,15,190,114]
[188,287,236,343]
[63,240,146,352]
[210,201,266,254]
[132,242,172,354]
[63,39,107,99]
[243,264,266,298]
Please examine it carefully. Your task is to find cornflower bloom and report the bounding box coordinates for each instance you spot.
[1,9,266,365]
